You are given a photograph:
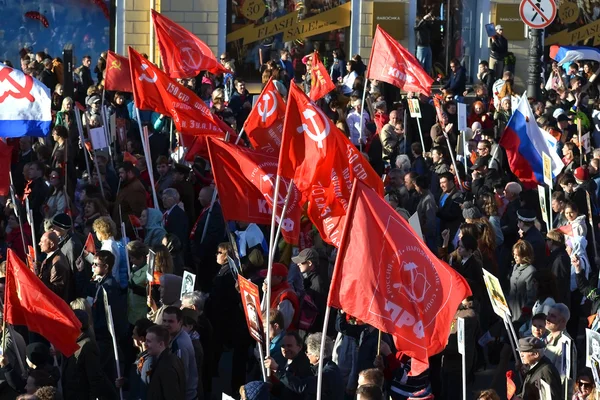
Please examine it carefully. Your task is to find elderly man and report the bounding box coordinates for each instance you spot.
[544,303,576,396]
[51,213,84,272]
[162,188,189,247]
[265,333,344,400]
[516,337,561,400]
[380,110,401,162]
[37,231,71,301]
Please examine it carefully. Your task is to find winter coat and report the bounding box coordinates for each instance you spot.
[144,208,167,247]
[147,349,186,400]
[519,356,561,400]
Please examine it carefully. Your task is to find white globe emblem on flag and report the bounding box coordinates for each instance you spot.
[296,104,330,148]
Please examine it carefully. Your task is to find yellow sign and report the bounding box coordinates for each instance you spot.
[372,2,405,40]
[227,2,351,45]
[546,18,600,46]
[492,4,524,41]
[558,1,579,24]
[240,0,266,21]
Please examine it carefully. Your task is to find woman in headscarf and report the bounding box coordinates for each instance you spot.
[147,273,182,325]
[139,208,167,247]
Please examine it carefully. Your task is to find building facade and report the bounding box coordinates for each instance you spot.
[1,0,599,90]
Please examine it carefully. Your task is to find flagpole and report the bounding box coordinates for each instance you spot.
[264,174,282,364]
[269,179,295,262]
[586,192,599,263]
[444,133,463,191]
[316,306,331,400]
[415,116,426,155]
[25,198,38,263]
[74,106,92,180]
[234,128,245,145]
[578,119,583,167]
[200,189,218,243]
[9,173,28,255]
[358,79,368,153]
[134,108,159,208]
[169,119,174,154]
[377,330,382,356]
[403,109,407,156]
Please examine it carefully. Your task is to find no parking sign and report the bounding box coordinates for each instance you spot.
[519,0,557,29]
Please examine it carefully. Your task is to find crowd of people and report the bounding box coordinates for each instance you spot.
[1,30,600,400]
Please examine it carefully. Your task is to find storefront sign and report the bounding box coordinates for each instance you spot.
[227,2,351,45]
[240,0,266,21]
[558,1,579,24]
[492,4,525,41]
[372,2,405,40]
[546,18,600,46]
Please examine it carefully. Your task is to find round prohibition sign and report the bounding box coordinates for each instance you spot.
[519,0,557,29]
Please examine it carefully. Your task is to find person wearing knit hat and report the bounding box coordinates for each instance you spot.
[50,212,84,274]
[462,201,483,222]
[574,166,590,184]
[240,381,269,400]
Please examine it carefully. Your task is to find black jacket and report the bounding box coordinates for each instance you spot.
[437,188,464,245]
[164,205,189,250]
[303,268,329,333]
[275,358,344,400]
[62,332,118,400]
[501,199,522,247]
[547,247,571,307]
[522,227,547,269]
[489,35,508,60]
[519,356,561,400]
[471,168,502,198]
[414,19,433,47]
[273,352,312,400]
[147,349,186,400]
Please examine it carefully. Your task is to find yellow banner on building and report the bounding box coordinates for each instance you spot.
[546,19,600,46]
[227,2,351,45]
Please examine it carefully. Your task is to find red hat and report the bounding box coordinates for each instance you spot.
[574,167,589,182]
[259,263,288,278]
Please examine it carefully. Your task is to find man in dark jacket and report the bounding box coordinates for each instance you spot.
[265,333,344,400]
[437,172,463,249]
[146,325,186,400]
[471,155,502,198]
[517,337,561,400]
[113,162,147,238]
[40,59,57,91]
[443,59,467,98]
[23,161,49,233]
[228,79,252,130]
[489,25,508,78]
[546,230,571,307]
[0,313,27,400]
[62,310,118,400]
[51,213,84,272]
[161,188,189,248]
[78,55,94,93]
[518,209,547,269]
[414,11,435,75]
[292,248,328,333]
[271,332,313,400]
[37,231,72,302]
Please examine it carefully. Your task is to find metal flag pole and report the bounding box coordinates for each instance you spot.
[134,108,159,208]
[74,106,92,179]
[358,79,368,153]
[444,133,463,191]
[269,179,295,262]
[200,189,219,243]
[316,306,332,400]
[234,128,245,145]
[8,172,27,254]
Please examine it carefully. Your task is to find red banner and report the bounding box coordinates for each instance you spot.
[128,47,226,137]
[309,52,336,102]
[0,140,12,197]
[367,25,434,96]
[277,83,383,247]
[242,77,284,154]
[206,137,301,244]
[104,51,132,92]
[152,10,227,78]
[328,181,471,369]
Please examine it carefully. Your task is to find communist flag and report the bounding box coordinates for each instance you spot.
[0,140,12,196]
[84,232,96,254]
[128,47,226,137]
[152,10,227,78]
[242,77,284,153]
[367,25,434,96]
[328,181,471,371]
[277,83,383,247]
[206,137,301,244]
[104,51,132,92]
[309,52,335,102]
[4,249,82,356]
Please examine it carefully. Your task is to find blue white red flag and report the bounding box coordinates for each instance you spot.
[500,94,563,189]
[0,63,51,138]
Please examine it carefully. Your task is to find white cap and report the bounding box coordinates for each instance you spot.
[495,25,503,31]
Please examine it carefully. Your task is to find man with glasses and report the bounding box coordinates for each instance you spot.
[442,59,466,100]
[544,304,576,388]
[517,337,561,400]
[476,139,500,171]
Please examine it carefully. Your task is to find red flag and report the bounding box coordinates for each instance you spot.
[104,51,132,92]
[277,83,383,246]
[558,224,573,236]
[433,97,445,128]
[129,214,142,230]
[128,47,226,137]
[309,52,335,102]
[0,140,12,196]
[206,137,301,244]
[507,370,517,399]
[328,181,472,368]
[84,233,96,254]
[122,151,138,165]
[151,10,227,78]
[367,25,434,96]
[242,77,284,153]
[26,245,35,272]
[4,250,82,356]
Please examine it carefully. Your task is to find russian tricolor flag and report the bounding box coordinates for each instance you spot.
[0,63,51,138]
[500,95,563,189]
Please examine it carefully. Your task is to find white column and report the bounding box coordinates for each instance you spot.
[349,0,361,56]
[115,0,126,54]
[408,0,417,53]
[218,0,227,55]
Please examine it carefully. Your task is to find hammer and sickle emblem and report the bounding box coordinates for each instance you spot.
[138,63,158,84]
[296,106,330,148]
[257,91,277,123]
[110,60,122,70]
[0,68,35,103]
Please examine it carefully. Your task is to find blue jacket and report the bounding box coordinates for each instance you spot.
[443,66,467,95]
